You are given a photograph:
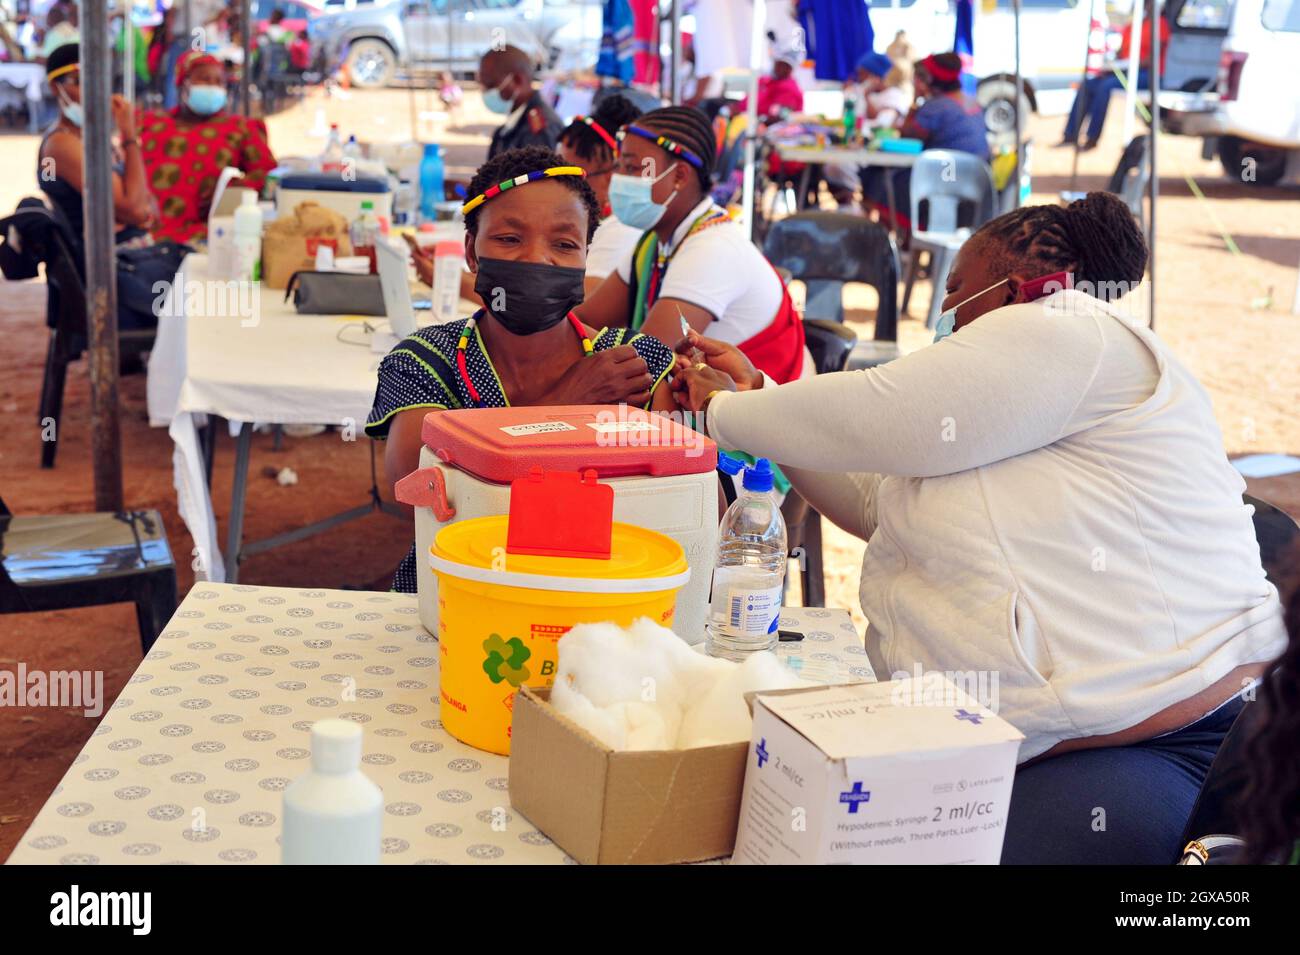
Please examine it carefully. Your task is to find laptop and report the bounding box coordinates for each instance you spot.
[375,236,418,339]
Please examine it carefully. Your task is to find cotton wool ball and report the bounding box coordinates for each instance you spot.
[676,652,813,749]
[550,676,628,750]
[611,700,678,751]
[556,620,690,711]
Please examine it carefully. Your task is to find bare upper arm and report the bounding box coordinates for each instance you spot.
[43,132,84,192]
[575,269,631,329]
[382,407,437,520]
[641,297,714,350]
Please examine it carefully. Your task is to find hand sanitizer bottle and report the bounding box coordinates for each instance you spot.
[282,719,382,864]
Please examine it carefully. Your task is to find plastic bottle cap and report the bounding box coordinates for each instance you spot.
[742,457,775,493]
[311,719,362,774]
[433,241,462,257]
[240,190,257,206]
[716,452,745,477]
[417,222,435,232]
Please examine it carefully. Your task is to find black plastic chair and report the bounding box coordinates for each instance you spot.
[6,202,156,468]
[1107,135,1150,231]
[780,319,858,608]
[0,494,178,654]
[763,212,900,370]
[1175,493,1298,858]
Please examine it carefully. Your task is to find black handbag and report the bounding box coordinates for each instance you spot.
[116,240,193,319]
[284,270,386,316]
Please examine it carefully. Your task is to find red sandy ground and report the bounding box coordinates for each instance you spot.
[0,89,1297,861]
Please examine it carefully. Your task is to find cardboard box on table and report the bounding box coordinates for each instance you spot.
[732,679,1024,865]
[509,686,747,865]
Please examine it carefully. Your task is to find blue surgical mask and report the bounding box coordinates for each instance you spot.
[609,163,679,231]
[185,84,227,117]
[483,82,513,115]
[933,277,1008,343]
[57,89,82,127]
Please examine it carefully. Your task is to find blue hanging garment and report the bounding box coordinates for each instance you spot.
[798,0,874,82]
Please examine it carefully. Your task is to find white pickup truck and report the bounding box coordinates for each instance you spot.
[1160,0,1300,185]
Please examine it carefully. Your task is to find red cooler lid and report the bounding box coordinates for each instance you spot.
[422,405,717,483]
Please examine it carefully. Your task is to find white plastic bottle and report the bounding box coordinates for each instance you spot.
[231,190,263,282]
[707,457,788,660]
[282,719,383,865]
[431,240,463,325]
[321,123,345,172]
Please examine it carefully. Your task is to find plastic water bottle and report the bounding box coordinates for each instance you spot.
[350,200,381,274]
[707,457,787,660]
[343,134,362,161]
[231,189,263,282]
[282,720,382,865]
[321,123,345,172]
[419,143,445,223]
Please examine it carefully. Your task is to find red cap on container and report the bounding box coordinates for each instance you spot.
[434,241,462,258]
[507,467,613,559]
[423,405,717,484]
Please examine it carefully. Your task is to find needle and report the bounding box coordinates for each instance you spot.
[679,306,705,366]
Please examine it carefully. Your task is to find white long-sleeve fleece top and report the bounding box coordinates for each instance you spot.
[705,289,1286,762]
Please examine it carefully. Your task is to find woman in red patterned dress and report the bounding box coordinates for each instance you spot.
[138,51,277,245]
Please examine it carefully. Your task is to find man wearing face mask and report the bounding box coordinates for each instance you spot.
[365,147,677,595]
[38,43,158,249]
[669,192,1286,866]
[479,45,562,161]
[137,51,277,244]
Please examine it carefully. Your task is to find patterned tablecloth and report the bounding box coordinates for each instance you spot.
[8,584,871,865]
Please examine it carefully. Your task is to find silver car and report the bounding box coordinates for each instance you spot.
[309,0,603,88]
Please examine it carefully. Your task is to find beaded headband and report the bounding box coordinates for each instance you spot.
[572,115,617,151]
[617,124,705,170]
[460,166,587,216]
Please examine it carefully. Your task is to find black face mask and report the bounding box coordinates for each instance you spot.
[473,257,586,336]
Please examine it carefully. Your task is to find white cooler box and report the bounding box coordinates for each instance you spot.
[394,406,719,644]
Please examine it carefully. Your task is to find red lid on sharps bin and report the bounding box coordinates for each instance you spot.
[421,405,717,484]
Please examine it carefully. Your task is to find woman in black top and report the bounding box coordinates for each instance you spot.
[38,43,157,249]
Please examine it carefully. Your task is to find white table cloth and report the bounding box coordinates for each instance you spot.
[7,585,872,865]
[0,62,47,131]
[146,254,468,582]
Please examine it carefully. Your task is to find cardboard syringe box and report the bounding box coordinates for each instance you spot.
[732,679,1024,865]
[508,685,748,865]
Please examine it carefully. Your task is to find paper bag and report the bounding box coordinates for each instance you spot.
[262,201,353,289]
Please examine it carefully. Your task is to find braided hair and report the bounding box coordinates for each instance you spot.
[463,145,602,243]
[634,105,717,191]
[559,94,643,165]
[1238,580,1300,864]
[976,192,1148,296]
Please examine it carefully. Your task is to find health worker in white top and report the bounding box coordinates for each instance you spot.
[672,191,1287,865]
[555,95,647,298]
[578,106,810,386]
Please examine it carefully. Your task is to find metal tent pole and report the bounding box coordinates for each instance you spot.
[123,2,135,103]
[239,0,251,116]
[1121,0,1145,147]
[1066,0,1098,195]
[669,0,682,104]
[1012,0,1022,208]
[82,0,124,511]
[1148,0,1160,330]
[740,0,765,240]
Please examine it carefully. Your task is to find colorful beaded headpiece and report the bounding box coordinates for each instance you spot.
[572,115,617,150]
[460,166,587,216]
[617,124,705,170]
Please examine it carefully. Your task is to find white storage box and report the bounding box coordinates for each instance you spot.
[733,679,1024,864]
[395,406,719,644]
